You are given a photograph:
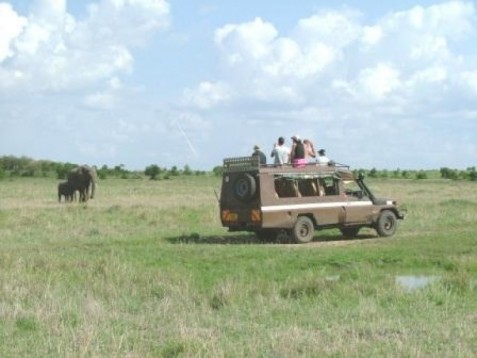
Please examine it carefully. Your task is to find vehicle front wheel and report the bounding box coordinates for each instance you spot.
[376,210,397,237]
[292,216,314,243]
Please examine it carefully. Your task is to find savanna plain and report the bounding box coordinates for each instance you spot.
[0,175,476,357]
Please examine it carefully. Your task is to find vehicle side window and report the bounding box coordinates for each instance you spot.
[275,176,335,198]
[275,178,301,198]
[298,179,319,197]
[320,177,339,196]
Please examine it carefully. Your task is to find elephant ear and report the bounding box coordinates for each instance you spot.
[90,166,98,180]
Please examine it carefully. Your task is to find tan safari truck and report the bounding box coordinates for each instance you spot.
[219,156,405,243]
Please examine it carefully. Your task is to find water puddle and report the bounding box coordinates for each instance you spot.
[396,275,440,291]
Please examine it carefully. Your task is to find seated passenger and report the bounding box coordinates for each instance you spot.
[317,149,330,165]
[252,145,267,165]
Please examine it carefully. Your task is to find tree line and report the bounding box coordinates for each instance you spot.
[0,156,209,180]
[353,167,477,181]
[0,155,475,181]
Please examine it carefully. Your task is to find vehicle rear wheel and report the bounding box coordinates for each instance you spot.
[376,210,397,237]
[340,227,360,238]
[292,216,314,243]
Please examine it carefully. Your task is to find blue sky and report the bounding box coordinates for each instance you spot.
[0,0,476,170]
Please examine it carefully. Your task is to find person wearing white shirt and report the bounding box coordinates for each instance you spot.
[270,137,290,165]
[316,149,330,165]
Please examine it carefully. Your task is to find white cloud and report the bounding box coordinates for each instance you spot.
[361,25,383,46]
[408,66,447,86]
[0,3,27,62]
[461,70,477,94]
[357,63,401,100]
[84,92,116,110]
[215,17,278,64]
[183,81,231,109]
[182,1,477,169]
[201,1,476,109]
[0,0,170,93]
[295,9,361,48]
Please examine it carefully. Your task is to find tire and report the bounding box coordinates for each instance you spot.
[292,216,314,243]
[340,227,360,238]
[233,173,257,202]
[376,210,398,237]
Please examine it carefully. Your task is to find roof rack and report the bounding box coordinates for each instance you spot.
[223,156,351,173]
[223,156,261,172]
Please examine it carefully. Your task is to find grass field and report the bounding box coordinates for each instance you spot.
[0,176,476,357]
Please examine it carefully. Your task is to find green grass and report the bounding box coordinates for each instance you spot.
[0,176,476,356]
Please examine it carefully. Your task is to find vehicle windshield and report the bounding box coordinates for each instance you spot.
[343,180,367,198]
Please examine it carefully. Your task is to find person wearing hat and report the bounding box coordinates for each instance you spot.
[290,135,306,168]
[252,144,267,165]
[317,149,330,165]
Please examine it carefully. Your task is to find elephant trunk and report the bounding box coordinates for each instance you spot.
[90,180,96,199]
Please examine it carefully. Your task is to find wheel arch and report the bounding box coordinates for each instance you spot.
[378,207,401,220]
[298,213,317,228]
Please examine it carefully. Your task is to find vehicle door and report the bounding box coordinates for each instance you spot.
[343,179,374,224]
[313,176,346,225]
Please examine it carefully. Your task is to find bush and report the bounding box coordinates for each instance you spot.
[416,171,428,180]
[212,166,223,177]
[440,167,458,180]
[369,168,378,178]
[145,165,161,180]
[183,165,192,176]
[468,167,477,181]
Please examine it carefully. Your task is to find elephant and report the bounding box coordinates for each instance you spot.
[66,165,97,202]
[58,181,76,202]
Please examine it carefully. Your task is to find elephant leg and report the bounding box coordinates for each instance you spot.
[80,188,88,202]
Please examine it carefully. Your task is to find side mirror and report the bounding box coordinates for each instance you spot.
[358,172,365,180]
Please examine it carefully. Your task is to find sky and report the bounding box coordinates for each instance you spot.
[0,0,476,170]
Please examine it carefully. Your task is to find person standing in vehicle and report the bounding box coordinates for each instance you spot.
[252,145,267,165]
[303,139,316,163]
[317,149,330,165]
[270,136,289,166]
[290,135,306,168]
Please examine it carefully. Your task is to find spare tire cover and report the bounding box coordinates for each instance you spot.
[233,173,257,202]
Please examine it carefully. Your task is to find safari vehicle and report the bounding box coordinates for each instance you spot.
[219,156,405,243]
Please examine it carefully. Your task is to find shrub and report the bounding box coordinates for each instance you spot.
[212,165,223,177]
[416,171,428,180]
[145,164,161,180]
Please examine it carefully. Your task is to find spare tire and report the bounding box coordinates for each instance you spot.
[233,173,257,202]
